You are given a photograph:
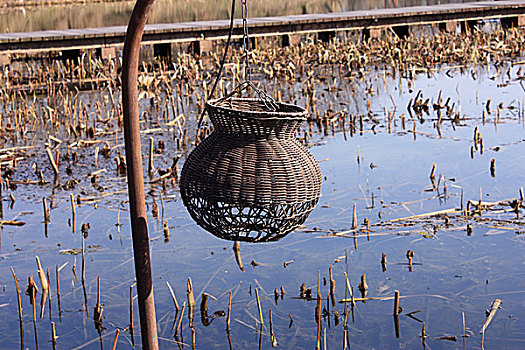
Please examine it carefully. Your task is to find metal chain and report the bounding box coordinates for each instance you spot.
[196,0,237,132]
[213,0,277,112]
[241,0,251,81]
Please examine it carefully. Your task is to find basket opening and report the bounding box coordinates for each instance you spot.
[211,97,304,115]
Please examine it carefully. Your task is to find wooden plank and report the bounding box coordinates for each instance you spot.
[0,0,523,53]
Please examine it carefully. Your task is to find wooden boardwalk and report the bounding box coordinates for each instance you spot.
[0,0,524,54]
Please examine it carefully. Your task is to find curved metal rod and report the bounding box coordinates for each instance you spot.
[122,0,159,349]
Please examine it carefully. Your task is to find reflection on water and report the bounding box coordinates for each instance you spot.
[1,0,473,33]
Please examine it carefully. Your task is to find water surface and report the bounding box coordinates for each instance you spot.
[0,34,524,349]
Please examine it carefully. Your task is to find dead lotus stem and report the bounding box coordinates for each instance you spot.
[324,327,327,350]
[430,162,436,182]
[187,277,195,308]
[129,285,134,344]
[393,290,400,316]
[343,272,355,308]
[390,208,458,222]
[480,299,501,334]
[27,275,38,348]
[233,241,244,272]
[42,197,50,223]
[407,250,414,269]
[70,193,76,233]
[150,172,171,184]
[46,267,52,319]
[70,193,76,217]
[81,233,86,283]
[148,137,154,177]
[56,265,62,318]
[462,312,466,338]
[111,329,119,350]
[166,281,180,311]
[329,265,336,307]
[227,291,232,331]
[35,256,49,292]
[51,322,57,350]
[358,274,368,292]
[317,268,321,298]
[45,147,59,176]
[94,276,102,324]
[175,302,186,336]
[10,267,24,347]
[316,292,322,350]
[255,288,264,326]
[163,220,170,242]
[0,220,25,226]
[352,203,357,229]
[187,277,195,328]
[269,309,277,347]
[117,201,122,242]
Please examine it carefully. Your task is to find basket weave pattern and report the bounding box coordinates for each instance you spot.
[180,98,322,242]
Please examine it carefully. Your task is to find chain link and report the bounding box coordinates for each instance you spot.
[241,0,251,81]
[233,0,277,111]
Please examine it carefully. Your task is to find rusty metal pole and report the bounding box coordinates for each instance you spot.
[121,0,159,349]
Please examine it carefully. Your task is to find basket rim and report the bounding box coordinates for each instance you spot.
[206,97,307,120]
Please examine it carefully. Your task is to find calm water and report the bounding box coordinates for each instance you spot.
[0,40,525,349]
[0,0,474,33]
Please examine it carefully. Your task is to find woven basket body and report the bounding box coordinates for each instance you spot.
[180,98,322,242]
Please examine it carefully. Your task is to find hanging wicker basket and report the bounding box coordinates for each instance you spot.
[180,97,322,242]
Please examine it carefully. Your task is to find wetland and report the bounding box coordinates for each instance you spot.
[0,21,525,349]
